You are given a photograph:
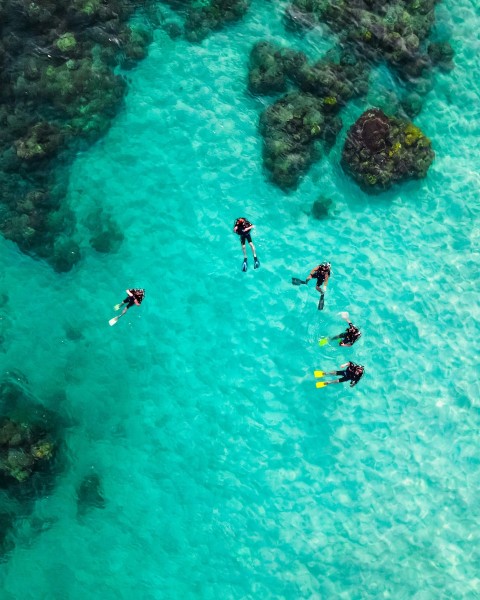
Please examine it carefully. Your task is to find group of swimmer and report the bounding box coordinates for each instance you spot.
[233,217,365,390]
[108,217,365,389]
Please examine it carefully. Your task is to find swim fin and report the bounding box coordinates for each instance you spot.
[254,256,260,269]
[242,258,248,272]
[292,278,306,285]
[114,304,122,311]
[318,293,325,310]
[109,316,120,326]
[318,338,329,347]
[314,370,325,378]
[316,381,327,388]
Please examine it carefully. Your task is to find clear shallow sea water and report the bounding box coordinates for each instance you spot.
[0,0,479,598]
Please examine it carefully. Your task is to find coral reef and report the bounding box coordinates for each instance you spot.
[0,374,59,486]
[259,92,330,190]
[284,0,441,81]
[248,42,289,96]
[291,53,370,108]
[0,0,152,269]
[250,41,367,189]
[341,108,434,192]
[14,123,64,162]
[0,371,64,557]
[159,0,251,42]
[248,1,451,191]
[184,0,251,42]
[0,418,54,482]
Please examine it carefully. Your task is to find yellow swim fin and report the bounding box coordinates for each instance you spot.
[316,381,327,388]
[318,338,329,346]
[314,370,325,378]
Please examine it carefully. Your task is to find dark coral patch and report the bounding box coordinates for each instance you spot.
[183,0,251,42]
[0,371,66,557]
[0,0,152,269]
[341,108,435,192]
[284,0,440,82]
[260,92,331,190]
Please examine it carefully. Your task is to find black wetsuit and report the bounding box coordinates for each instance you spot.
[335,362,364,386]
[123,289,145,309]
[234,219,253,245]
[339,324,361,346]
[311,265,330,285]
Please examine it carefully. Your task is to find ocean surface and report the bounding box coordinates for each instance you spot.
[0,0,479,598]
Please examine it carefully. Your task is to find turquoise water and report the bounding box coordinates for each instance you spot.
[1,0,479,597]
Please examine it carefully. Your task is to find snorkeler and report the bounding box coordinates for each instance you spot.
[319,312,362,347]
[233,217,260,272]
[314,362,365,388]
[109,289,145,326]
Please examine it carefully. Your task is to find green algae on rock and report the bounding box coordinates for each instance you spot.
[14,123,63,162]
[341,108,434,193]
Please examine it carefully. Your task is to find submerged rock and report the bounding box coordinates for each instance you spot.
[87,213,124,254]
[341,108,435,193]
[0,417,55,483]
[311,197,333,219]
[76,471,105,517]
[247,41,288,95]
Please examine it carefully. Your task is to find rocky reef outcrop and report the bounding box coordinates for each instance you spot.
[76,470,106,518]
[260,92,341,190]
[341,108,435,192]
[249,41,367,189]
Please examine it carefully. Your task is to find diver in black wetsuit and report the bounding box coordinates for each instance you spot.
[114,289,145,316]
[233,217,260,272]
[332,312,362,347]
[109,288,145,327]
[316,362,365,388]
[305,262,330,293]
